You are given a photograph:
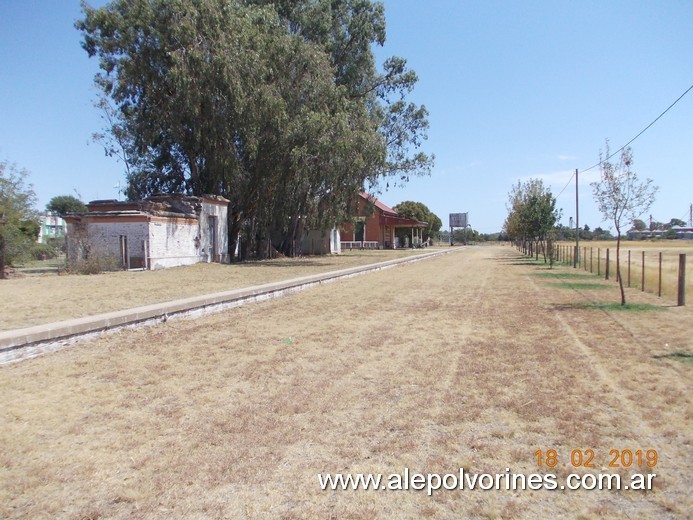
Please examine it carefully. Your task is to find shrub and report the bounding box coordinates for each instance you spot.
[67,252,122,275]
[31,242,59,260]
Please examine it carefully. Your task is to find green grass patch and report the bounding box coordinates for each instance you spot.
[531,271,599,279]
[574,302,665,312]
[653,352,693,365]
[547,282,610,290]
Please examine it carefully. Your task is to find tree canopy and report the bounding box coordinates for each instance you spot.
[77,0,433,258]
[504,178,561,263]
[392,200,442,241]
[46,195,87,216]
[0,161,39,277]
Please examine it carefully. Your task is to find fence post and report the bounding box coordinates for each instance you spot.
[627,250,631,288]
[597,248,601,276]
[583,247,586,271]
[658,252,662,298]
[590,247,593,273]
[605,248,610,280]
[573,245,577,268]
[678,254,686,306]
[641,251,645,292]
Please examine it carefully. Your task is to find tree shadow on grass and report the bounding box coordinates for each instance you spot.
[532,272,599,279]
[233,260,335,268]
[551,302,666,312]
[652,352,693,365]
[492,257,551,266]
[546,282,611,290]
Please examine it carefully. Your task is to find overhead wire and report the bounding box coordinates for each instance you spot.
[554,82,693,200]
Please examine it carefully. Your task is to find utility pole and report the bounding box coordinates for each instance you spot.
[689,203,692,227]
[574,168,579,268]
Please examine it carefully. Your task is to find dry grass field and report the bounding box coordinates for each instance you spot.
[0,249,426,331]
[555,240,693,302]
[0,246,691,519]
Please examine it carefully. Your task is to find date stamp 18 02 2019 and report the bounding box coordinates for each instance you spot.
[535,449,658,469]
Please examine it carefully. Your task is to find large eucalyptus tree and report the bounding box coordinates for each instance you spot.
[78,0,432,258]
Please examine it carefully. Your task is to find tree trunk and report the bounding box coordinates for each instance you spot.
[541,238,547,263]
[616,232,626,305]
[0,233,6,279]
[227,210,243,262]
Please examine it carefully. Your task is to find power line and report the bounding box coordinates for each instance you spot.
[555,171,575,199]
[555,82,693,200]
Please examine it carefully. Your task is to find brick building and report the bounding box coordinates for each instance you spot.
[64,194,230,270]
[340,192,428,249]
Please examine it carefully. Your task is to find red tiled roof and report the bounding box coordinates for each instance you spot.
[359,191,398,215]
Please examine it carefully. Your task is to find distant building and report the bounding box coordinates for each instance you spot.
[37,212,66,243]
[64,194,231,270]
[340,192,428,249]
[627,226,693,240]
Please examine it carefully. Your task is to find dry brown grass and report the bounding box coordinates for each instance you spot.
[557,240,693,302]
[0,249,427,331]
[0,245,690,518]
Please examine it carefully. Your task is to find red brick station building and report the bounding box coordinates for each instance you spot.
[340,192,428,250]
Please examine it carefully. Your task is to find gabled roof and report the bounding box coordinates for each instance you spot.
[358,192,428,228]
[359,191,397,216]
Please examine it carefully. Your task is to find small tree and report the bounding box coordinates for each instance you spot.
[591,142,658,305]
[1,161,39,277]
[667,218,686,228]
[631,219,647,231]
[504,179,561,263]
[46,195,87,216]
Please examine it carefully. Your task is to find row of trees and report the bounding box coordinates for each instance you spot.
[504,143,658,305]
[79,0,433,259]
[504,178,561,264]
[632,218,687,232]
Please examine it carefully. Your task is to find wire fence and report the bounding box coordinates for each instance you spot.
[550,244,688,306]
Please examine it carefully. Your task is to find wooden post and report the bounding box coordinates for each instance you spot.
[678,254,686,306]
[583,246,587,271]
[598,248,601,276]
[590,247,593,273]
[575,168,579,268]
[605,248,610,280]
[641,251,645,292]
[627,250,631,288]
[658,252,662,298]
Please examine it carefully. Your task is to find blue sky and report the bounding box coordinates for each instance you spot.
[1,1,691,233]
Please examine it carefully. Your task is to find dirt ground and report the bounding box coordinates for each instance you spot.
[0,249,426,331]
[0,245,690,519]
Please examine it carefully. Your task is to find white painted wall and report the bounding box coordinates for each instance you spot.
[200,200,230,263]
[148,218,200,269]
[67,196,231,269]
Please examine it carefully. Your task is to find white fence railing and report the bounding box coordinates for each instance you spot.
[340,241,380,250]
